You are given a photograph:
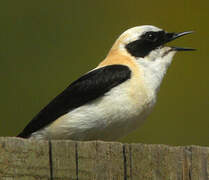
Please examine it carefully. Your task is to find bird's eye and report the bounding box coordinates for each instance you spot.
[144,32,158,42]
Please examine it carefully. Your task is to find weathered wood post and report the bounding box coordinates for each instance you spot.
[0,137,208,179]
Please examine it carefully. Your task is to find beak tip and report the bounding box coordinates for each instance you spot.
[175,31,194,38]
[168,30,195,51]
[186,30,195,34]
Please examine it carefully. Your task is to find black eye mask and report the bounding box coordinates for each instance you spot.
[125,30,195,58]
[125,31,167,58]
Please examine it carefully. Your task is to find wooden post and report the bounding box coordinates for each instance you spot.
[0,137,208,180]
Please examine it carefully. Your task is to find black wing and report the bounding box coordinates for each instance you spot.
[17,65,131,138]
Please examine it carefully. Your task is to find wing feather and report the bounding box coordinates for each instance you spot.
[17,65,131,138]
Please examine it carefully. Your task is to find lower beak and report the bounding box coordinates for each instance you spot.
[165,31,196,51]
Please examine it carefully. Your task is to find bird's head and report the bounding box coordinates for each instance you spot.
[108,25,195,91]
[111,25,194,64]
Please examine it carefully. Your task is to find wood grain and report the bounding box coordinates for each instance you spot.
[50,140,77,180]
[0,137,208,180]
[0,137,50,180]
[76,141,124,180]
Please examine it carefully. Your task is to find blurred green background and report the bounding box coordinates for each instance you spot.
[1,1,208,146]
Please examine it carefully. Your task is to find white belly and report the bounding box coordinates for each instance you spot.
[30,79,156,141]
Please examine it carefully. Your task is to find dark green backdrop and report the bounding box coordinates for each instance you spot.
[1,1,208,146]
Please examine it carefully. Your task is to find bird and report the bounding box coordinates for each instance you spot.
[17,25,195,141]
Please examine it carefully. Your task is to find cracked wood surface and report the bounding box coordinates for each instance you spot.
[0,137,208,180]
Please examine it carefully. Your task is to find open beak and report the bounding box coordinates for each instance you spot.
[164,31,196,51]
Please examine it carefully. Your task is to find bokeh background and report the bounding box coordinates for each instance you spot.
[1,1,208,146]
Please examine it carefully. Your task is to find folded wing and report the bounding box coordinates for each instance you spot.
[17,65,131,138]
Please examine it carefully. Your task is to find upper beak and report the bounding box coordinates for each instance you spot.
[164,31,196,51]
